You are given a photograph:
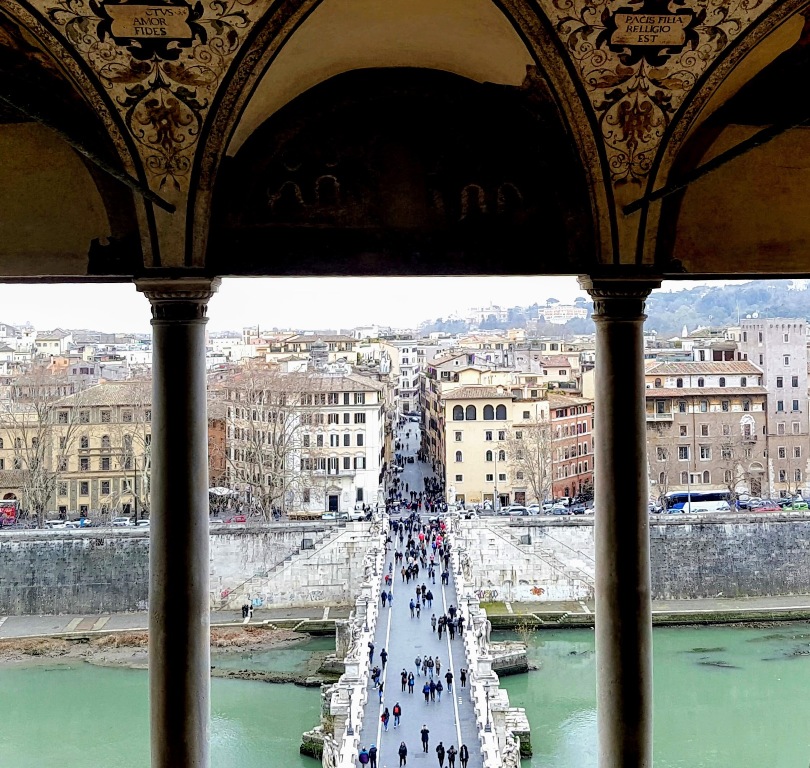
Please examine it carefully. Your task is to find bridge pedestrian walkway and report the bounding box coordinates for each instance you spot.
[357,422,480,767]
[357,541,481,767]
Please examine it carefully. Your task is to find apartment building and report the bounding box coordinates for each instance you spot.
[739,318,809,496]
[224,371,386,514]
[645,361,769,498]
[548,393,594,499]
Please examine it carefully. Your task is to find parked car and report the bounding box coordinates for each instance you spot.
[791,500,809,510]
[527,503,541,515]
[505,505,529,516]
[224,514,247,523]
[752,500,781,512]
[347,508,366,521]
[321,512,349,521]
[551,505,571,515]
[111,517,133,527]
[136,519,151,527]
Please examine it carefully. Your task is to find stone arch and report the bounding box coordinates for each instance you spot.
[190,0,609,267]
[643,0,810,269]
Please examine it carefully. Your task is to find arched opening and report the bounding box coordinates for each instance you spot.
[483,405,494,420]
[465,405,477,421]
[495,404,507,420]
[210,68,595,274]
[453,405,464,421]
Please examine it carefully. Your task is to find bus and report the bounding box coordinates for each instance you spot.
[662,491,731,513]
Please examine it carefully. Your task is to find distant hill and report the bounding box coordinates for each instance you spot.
[416,280,809,339]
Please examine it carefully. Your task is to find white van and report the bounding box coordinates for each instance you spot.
[681,501,730,514]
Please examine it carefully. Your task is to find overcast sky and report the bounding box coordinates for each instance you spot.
[0,277,745,334]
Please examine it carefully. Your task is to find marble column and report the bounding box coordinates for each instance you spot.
[137,278,220,768]
[580,277,660,768]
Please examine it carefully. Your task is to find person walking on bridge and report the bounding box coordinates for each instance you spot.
[415,655,421,676]
[446,745,457,768]
[459,744,469,768]
[436,742,446,768]
[380,648,388,668]
[420,725,430,753]
[393,701,402,728]
[369,744,378,768]
[398,741,408,766]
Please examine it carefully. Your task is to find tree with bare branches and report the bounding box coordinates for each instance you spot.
[0,366,83,526]
[506,414,553,506]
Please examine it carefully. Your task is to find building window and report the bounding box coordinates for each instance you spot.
[657,447,668,461]
[80,481,89,496]
[80,457,89,471]
[101,480,110,495]
[721,400,730,412]
[303,435,310,447]
[495,404,507,420]
[679,425,687,436]
[658,471,666,484]
[700,446,711,460]
[778,446,786,459]
[498,449,506,461]
[101,457,110,471]
[522,411,530,419]
[793,422,801,434]
[122,410,133,423]
[58,458,68,471]
[777,401,784,412]
[724,469,733,483]
[101,435,111,450]
[357,434,364,447]
[515,431,523,440]
[743,400,750,412]
[498,430,506,441]
[79,435,89,449]
[454,431,462,442]
[516,471,525,480]
[743,331,748,342]
[455,474,463,482]
[719,377,726,387]
[486,474,494,482]
[452,405,465,421]
[678,400,687,413]
[654,378,662,388]
[455,451,462,463]
[354,457,366,470]
[779,469,787,483]
[796,469,802,482]
[680,471,688,483]
[744,448,752,459]
[778,422,786,435]
[785,333,790,343]
[721,448,733,460]
[343,413,350,424]
[741,377,747,387]
[700,424,709,437]
[486,450,493,462]
[703,471,710,484]
[792,375,800,387]
[656,400,666,414]
[354,393,366,405]
[58,482,68,496]
[57,411,68,424]
[342,457,350,470]
[697,378,704,388]
[498,473,506,482]
[784,355,791,366]
[676,378,683,388]
[759,354,764,365]
[699,400,708,413]
[483,405,494,420]
[795,446,802,459]
[678,446,689,460]
[722,424,730,436]
[793,400,800,412]
[777,376,784,388]
[465,405,477,420]
[485,431,493,441]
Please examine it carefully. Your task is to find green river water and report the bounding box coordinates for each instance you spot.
[1,627,809,767]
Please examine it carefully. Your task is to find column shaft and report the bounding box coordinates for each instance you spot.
[581,278,660,768]
[138,279,219,768]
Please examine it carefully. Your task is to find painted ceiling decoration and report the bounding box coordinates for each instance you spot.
[28,0,264,192]
[537,0,776,185]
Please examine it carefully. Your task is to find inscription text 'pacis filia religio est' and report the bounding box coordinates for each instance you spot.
[105,4,193,38]
[611,13,692,45]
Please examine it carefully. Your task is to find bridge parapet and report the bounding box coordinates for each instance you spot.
[318,514,388,768]
[450,513,530,766]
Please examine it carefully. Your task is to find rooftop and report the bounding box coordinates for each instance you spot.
[646,361,763,375]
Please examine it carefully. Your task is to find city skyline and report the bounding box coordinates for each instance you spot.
[0,277,743,334]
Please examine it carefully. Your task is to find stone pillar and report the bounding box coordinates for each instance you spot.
[137,278,220,768]
[580,277,660,768]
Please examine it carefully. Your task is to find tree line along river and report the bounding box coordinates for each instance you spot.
[1,627,809,767]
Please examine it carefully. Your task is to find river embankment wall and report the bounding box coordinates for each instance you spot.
[5,514,810,614]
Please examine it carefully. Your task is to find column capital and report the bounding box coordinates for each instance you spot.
[578,277,661,321]
[136,278,221,323]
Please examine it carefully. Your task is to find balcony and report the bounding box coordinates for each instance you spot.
[742,433,758,442]
[646,412,674,422]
